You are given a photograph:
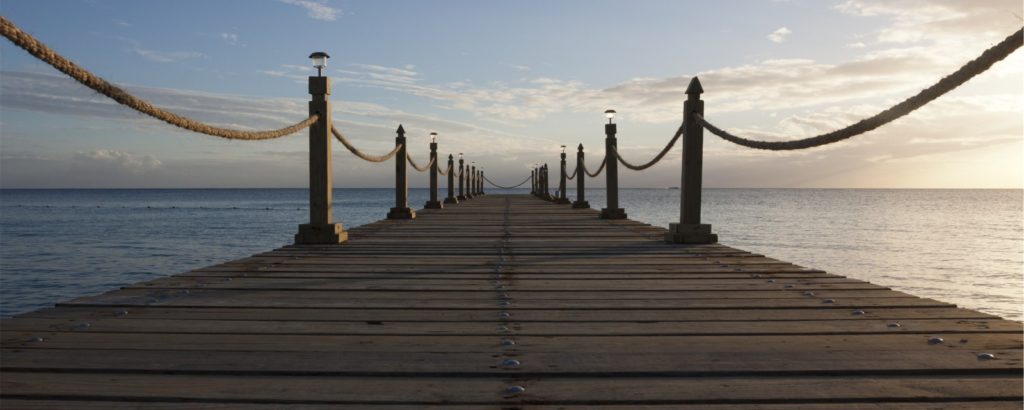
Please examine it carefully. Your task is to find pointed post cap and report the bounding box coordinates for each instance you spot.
[448,154,453,160]
[686,77,703,95]
[396,124,405,134]
[578,143,584,151]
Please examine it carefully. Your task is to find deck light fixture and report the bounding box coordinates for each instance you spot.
[604,109,616,124]
[561,145,566,154]
[459,152,463,161]
[309,51,329,76]
[430,132,437,143]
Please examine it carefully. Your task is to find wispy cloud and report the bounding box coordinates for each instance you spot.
[279,0,340,21]
[768,27,792,43]
[74,150,162,172]
[220,32,241,46]
[122,38,204,63]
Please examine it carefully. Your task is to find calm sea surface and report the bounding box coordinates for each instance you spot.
[1,188,1021,320]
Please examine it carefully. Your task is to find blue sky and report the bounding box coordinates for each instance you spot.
[1,0,1021,188]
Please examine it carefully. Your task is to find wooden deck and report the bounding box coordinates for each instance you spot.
[2,194,1021,408]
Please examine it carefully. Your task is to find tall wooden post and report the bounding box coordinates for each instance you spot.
[541,164,552,200]
[457,156,467,200]
[477,170,485,195]
[667,77,717,243]
[295,76,347,244]
[572,143,590,208]
[444,154,458,204]
[387,125,415,219]
[424,140,442,209]
[600,120,626,219]
[556,151,570,204]
[479,170,485,195]
[531,168,536,195]
[466,165,476,199]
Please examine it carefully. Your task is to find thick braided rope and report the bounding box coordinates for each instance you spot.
[566,164,578,180]
[483,174,532,189]
[699,27,1023,151]
[406,153,435,172]
[1,16,316,140]
[438,163,450,176]
[615,124,684,170]
[330,126,402,162]
[582,157,607,178]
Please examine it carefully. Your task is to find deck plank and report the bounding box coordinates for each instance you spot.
[1,194,1020,407]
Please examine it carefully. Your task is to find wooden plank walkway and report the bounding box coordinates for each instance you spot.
[2,194,1021,408]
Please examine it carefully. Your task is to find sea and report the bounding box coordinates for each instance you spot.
[1,188,1021,321]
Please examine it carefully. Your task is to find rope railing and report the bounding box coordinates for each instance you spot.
[438,163,450,177]
[484,174,532,189]
[582,157,606,178]
[566,164,578,180]
[614,124,684,170]
[698,27,1023,151]
[406,153,435,172]
[0,16,317,141]
[330,126,402,162]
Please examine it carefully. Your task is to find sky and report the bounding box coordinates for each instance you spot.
[0,0,1021,188]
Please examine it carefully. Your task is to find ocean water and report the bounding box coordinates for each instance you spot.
[1,188,1021,321]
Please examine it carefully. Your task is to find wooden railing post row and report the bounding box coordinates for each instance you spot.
[556,151,570,204]
[541,164,552,200]
[600,116,626,219]
[531,167,537,195]
[424,139,442,209]
[444,154,458,204]
[572,143,590,208]
[387,125,415,219]
[295,74,347,244]
[457,155,467,200]
[666,77,717,243]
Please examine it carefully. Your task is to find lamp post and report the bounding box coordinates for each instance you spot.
[444,154,458,204]
[556,145,570,204]
[572,143,590,208]
[600,109,626,219]
[295,51,347,244]
[478,169,485,195]
[457,153,466,200]
[531,165,537,195]
[424,132,442,209]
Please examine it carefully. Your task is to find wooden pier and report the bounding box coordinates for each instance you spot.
[2,195,1022,408]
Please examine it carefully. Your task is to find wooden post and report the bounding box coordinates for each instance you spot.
[424,141,442,209]
[477,170,484,195]
[457,156,467,200]
[295,76,347,244]
[444,154,458,204]
[600,121,626,219]
[667,77,717,243]
[387,125,415,219]
[572,143,590,208]
[541,164,552,200]
[531,168,537,195]
[466,164,476,199]
[556,151,570,204]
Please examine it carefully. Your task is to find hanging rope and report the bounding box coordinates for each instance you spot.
[615,124,684,170]
[438,163,450,176]
[566,164,578,180]
[0,16,317,140]
[483,174,532,189]
[698,27,1023,151]
[406,153,435,172]
[582,157,607,178]
[330,126,402,162]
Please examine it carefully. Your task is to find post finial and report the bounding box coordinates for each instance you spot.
[396,124,405,134]
[578,143,584,151]
[686,77,703,95]
[448,154,453,160]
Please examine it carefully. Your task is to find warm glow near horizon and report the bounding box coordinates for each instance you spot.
[1,0,1021,189]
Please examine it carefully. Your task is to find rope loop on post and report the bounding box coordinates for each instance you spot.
[582,157,607,178]
[330,126,402,162]
[483,174,532,189]
[698,27,1023,151]
[0,16,317,141]
[615,124,684,171]
[406,153,435,172]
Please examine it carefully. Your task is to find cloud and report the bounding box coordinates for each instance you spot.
[73,150,162,172]
[220,32,240,46]
[124,38,204,63]
[768,27,792,43]
[279,0,340,21]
